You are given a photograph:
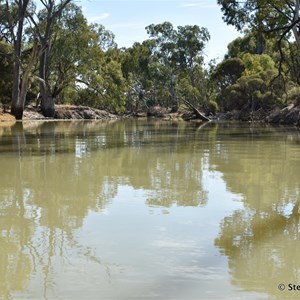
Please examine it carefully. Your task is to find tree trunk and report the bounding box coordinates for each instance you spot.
[41,97,55,117]
[12,40,39,119]
[11,59,23,120]
[10,8,25,119]
[9,0,30,120]
[170,72,178,112]
[34,0,72,118]
[39,50,55,117]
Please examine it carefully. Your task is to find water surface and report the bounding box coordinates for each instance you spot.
[0,120,300,299]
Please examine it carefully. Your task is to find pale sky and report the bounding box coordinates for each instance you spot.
[79,0,241,63]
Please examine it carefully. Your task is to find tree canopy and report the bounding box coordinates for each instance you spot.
[217,0,300,48]
[0,1,300,119]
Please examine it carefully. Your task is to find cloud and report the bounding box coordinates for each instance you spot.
[180,1,217,8]
[89,12,110,22]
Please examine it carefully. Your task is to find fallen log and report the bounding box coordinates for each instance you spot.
[182,99,210,122]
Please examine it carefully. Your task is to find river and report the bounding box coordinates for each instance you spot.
[0,119,299,299]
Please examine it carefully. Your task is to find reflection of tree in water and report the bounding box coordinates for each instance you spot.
[0,122,116,299]
[210,123,300,209]
[145,153,208,207]
[0,123,35,299]
[0,120,215,298]
[212,123,300,299]
[108,120,213,207]
[215,204,300,299]
[0,189,34,300]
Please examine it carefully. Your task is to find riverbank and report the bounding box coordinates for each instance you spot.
[215,104,300,126]
[0,105,118,122]
[1,104,300,126]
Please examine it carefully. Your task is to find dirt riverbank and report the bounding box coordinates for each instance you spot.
[1,104,300,126]
[0,105,118,122]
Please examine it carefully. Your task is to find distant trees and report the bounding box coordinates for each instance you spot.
[1,0,300,119]
[121,22,211,112]
[145,22,210,111]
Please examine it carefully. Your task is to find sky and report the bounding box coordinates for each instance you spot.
[78,0,241,63]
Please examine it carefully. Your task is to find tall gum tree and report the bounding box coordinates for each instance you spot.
[146,22,179,110]
[145,22,209,111]
[3,0,30,119]
[38,4,90,104]
[28,0,72,117]
[1,0,72,119]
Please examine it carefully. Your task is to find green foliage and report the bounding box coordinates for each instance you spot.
[2,0,297,117]
[207,100,219,114]
[77,48,128,112]
[215,52,285,111]
[212,57,245,90]
[40,4,126,112]
[281,42,300,85]
[121,41,153,110]
[177,65,208,108]
[211,24,300,114]
[217,0,293,36]
[219,70,284,111]
[226,30,271,58]
[46,4,91,100]
[0,41,13,106]
[241,53,276,76]
[286,84,300,105]
[143,22,210,110]
[217,0,300,97]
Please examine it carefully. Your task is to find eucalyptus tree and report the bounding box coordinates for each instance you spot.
[226,31,265,58]
[1,0,32,119]
[40,3,91,104]
[121,41,154,110]
[0,0,72,119]
[145,22,210,111]
[95,23,117,51]
[77,50,128,112]
[217,0,300,50]
[176,25,210,109]
[72,22,128,112]
[146,22,179,110]
[28,0,72,117]
[177,25,210,80]
[213,53,283,112]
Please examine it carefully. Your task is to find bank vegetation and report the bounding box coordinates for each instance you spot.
[0,0,300,125]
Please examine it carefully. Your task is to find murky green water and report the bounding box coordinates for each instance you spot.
[0,119,300,300]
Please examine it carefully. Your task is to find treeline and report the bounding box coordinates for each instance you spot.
[1,0,300,120]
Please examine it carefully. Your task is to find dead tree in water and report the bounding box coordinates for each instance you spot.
[182,99,210,122]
